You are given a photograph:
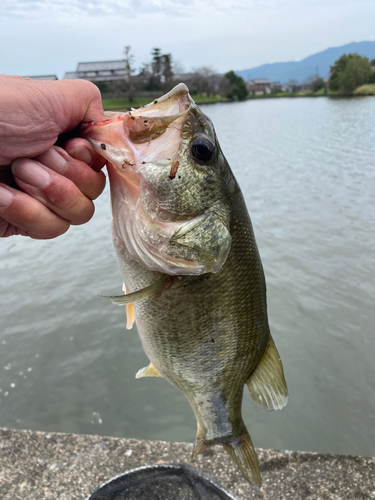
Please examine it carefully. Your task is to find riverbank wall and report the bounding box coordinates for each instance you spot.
[1,428,374,499]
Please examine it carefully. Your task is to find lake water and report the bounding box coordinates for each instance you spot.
[1,96,374,458]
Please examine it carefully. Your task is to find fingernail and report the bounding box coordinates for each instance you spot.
[67,146,93,165]
[0,185,14,208]
[37,148,67,174]
[12,159,51,189]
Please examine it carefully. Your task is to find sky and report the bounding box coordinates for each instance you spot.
[1,0,375,79]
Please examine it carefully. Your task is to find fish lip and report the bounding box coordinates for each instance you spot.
[142,82,191,107]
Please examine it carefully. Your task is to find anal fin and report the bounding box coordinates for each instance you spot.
[136,362,163,379]
[246,334,288,411]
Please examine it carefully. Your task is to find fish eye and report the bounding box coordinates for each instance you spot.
[191,137,215,163]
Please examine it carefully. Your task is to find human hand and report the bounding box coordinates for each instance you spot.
[0,75,107,238]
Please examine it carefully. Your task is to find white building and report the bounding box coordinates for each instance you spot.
[247,78,272,95]
[64,60,128,82]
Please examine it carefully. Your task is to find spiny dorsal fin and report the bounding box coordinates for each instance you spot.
[246,334,288,411]
[123,283,136,330]
[135,362,163,379]
[104,277,167,306]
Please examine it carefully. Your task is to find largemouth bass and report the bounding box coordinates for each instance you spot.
[82,84,288,485]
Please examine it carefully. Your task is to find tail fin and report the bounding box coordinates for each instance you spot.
[192,424,261,486]
[222,428,261,486]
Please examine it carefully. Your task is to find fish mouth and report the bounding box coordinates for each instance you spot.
[81,83,193,172]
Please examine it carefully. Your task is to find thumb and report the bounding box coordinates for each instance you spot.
[52,79,105,132]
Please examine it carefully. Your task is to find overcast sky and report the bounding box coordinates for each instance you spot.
[1,0,375,78]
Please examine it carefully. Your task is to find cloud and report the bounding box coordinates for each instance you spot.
[4,0,374,20]
[2,0,203,18]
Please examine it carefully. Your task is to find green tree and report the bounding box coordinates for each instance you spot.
[223,71,248,101]
[329,53,372,93]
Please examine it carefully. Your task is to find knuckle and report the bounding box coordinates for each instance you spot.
[45,174,96,224]
[71,200,94,225]
[90,172,106,200]
[61,192,94,225]
[43,223,69,239]
[47,182,75,208]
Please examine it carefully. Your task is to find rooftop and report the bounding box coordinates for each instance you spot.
[77,60,126,72]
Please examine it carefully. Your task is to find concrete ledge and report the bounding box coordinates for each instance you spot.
[1,428,374,499]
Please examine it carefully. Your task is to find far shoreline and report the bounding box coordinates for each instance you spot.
[103,84,375,111]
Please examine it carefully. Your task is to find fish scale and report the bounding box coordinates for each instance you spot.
[82,83,288,485]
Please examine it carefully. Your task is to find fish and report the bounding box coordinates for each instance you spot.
[82,83,288,486]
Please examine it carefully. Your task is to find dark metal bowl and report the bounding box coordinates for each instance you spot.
[86,463,241,500]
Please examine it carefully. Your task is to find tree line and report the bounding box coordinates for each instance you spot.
[96,46,375,101]
[96,45,249,102]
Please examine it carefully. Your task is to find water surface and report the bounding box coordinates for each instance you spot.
[1,96,374,457]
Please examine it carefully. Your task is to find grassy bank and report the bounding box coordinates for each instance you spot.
[353,84,375,95]
[103,94,228,111]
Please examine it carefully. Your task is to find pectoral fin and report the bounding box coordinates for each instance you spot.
[246,334,288,411]
[104,277,167,306]
[136,362,163,379]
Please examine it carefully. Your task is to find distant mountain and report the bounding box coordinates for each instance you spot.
[236,41,375,84]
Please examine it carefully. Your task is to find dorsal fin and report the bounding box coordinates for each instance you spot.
[246,334,288,411]
[135,362,163,379]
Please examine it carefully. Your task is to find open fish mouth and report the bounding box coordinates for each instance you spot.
[81,83,193,173]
